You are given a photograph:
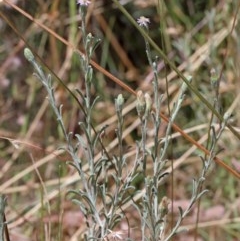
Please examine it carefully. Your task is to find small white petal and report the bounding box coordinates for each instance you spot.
[137,16,150,28]
[77,0,91,6]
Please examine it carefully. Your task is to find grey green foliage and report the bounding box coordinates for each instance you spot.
[24,1,230,240]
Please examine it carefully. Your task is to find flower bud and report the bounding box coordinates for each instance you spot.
[115,94,124,112]
[144,93,152,116]
[210,68,219,88]
[136,90,146,118]
[24,48,35,62]
[159,196,169,217]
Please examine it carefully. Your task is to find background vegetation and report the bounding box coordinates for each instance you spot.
[0,0,240,240]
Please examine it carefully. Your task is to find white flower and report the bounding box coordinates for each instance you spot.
[77,0,91,6]
[137,16,150,28]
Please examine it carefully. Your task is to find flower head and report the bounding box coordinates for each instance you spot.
[137,16,150,28]
[77,0,91,6]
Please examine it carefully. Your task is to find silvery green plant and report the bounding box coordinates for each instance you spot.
[131,17,229,241]
[24,1,139,240]
[23,1,230,240]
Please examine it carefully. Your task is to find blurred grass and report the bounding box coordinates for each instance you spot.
[0,0,240,240]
